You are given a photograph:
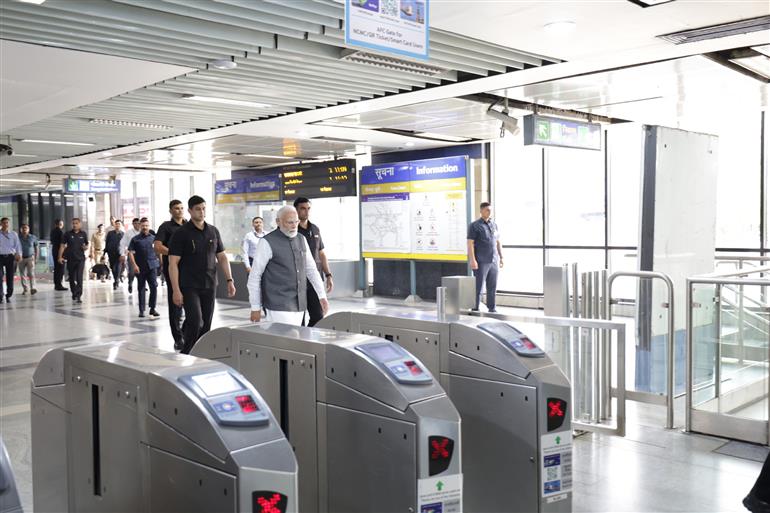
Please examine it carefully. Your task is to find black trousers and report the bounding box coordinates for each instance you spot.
[107,252,121,287]
[53,249,65,288]
[163,268,185,345]
[67,259,85,299]
[180,287,215,354]
[304,280,324,327]
[751,452,770,502]
[136,268,158,313]
[0,254,15,298]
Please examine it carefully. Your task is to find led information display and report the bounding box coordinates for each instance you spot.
[523,114,601,151]
[280,159,357,201]
[65,178,121,193]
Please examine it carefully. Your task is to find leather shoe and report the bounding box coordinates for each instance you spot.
[744,492,770,513]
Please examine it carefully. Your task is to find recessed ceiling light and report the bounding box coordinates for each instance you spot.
[543,20,577,35]
[8,153,37,158]
[18,0,46,4]
[295,130,309,138]
[405,141,416,147]
[0,178,39,183]
[101,151,113,157]
[182,95,270,108]
[90,119,174,130]
[210,58,238,70]
[20,139,94,146]
[243,154,295,159]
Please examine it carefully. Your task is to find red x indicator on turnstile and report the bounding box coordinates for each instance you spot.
[548,400,564,418]
[253,491,287,513]
[546,398,568,432]
[428,436,454,476]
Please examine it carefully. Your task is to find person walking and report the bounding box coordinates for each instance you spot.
[247,205,328,326]
[50,219,67,291]
[18,223,38,295]
[154,199,187,350]
[89,224,106,280]
[58,218,89,304]
[294,197,333,326]
[120,218,140,293]
[104,219,124,290]
[241,216,266,272]
[0,217,22,303]
[128,218,160,319]
[168,196,235,354]
[467,202,504,313]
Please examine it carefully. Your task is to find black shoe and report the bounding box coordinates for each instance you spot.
[744,492,770,513]
[55,286,68,291]
[149,309,160,319]
[76,298,82,304]
[138,311,145,318]
[128,287,133,294]
[5,296,11,302]
[488,309,498,313]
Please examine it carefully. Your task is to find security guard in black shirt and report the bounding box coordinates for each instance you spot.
[49,219,67,291]
[154,199,187,350]
[58,217,89,303]
[294,197,334,327]
[168,196,235,354]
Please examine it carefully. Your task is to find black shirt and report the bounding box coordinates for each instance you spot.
[298,221,324,275]
[168,221,224,290]
[62,230,89,261]
[104,230,123,255]
[50,227,63,252]
[155,218,186,268]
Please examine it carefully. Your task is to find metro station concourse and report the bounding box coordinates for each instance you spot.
[0,1,769,512]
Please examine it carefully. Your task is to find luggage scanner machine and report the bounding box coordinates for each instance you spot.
[319,309,572,513]
[31,343,297,513]
[192,323,463,513]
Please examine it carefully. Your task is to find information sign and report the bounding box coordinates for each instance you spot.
[523,115,602,151]
[345,0,429,60]
[360,156,468,261]
[215,174,281,205]
[280,159,357,201]
[65,178,120,194]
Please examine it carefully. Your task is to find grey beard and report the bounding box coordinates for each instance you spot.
[280,227,298,238]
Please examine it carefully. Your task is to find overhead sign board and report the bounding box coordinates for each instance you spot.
[280,159,357,201]
[215,174,281,204]
[65,178,120,193]
[523,115,602,151]
[345,0,429,60]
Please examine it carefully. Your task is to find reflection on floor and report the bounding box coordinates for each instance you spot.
[0,280,763,512]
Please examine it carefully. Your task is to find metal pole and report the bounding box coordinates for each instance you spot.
[714,284,722,403]
[600,269,611,420]
[592,271,601,423]
[665,274,675,430]
[436,286,447,321]
[686,280,693,432]
[581,272,589,421]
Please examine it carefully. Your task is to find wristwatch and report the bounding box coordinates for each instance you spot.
[325,273,333,278]
[226,278,233,282]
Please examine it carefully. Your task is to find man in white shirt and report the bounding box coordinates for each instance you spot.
[119,218,140,294]
[242,216,266,272]
[247,206,328,325]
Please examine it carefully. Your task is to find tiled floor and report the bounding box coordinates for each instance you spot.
[0,279,764,512]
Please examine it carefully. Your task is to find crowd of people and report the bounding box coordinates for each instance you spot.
[0,195,334,355]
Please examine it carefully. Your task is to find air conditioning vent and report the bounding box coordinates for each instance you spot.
[658,15,770,44]
[339,49,447,77]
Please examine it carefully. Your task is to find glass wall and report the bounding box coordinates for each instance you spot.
[492,113,768,296]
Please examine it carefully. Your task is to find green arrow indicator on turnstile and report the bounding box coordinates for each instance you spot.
[436,481,444,491]
[555,436,561,445]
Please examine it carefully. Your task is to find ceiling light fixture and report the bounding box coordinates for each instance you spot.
[20,139,94,146]
[340,49,447,77]
[101,151,113,157]
[8,154,37,158]
[0,178,39,183]
[295,130,309,138]
[90,119,174,130]
[414,132,472,142]
[210,58,238,70]
[17,0,46,4]
[243,154,295,159]
[543,20,577,35]
[405,141,416,147]
[182,95,270,109]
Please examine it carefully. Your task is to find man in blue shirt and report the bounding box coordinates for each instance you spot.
[0,217,22,303]
[467,202,504,312]
[18,223,39,295]
[128,217,160,319]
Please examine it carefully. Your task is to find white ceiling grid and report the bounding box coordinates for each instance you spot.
[0,0,556,174]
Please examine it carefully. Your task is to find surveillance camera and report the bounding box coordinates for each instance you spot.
[0,144,13,157]
[486,108,520,137]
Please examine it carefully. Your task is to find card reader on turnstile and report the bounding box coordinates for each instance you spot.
[191,323,463,513]
[31,343,297,513]
[319,309,572,513]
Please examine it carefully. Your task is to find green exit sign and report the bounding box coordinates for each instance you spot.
[523,114,602,151]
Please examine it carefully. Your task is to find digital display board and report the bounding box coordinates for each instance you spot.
[523,114,602,151]
[280,159,357,201]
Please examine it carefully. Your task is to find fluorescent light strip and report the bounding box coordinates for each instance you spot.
[1,178,39,183]
[18,0,46,4]
[9,154,38,158]
[243,154,294,159]
[90,119,174,130]
[183,95,271,109]
[20,139,94,146]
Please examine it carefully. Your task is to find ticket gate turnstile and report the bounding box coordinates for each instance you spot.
[31,342,298,513]
[0,437,23,513]
[319,309,572,513]
[192,323,463,513]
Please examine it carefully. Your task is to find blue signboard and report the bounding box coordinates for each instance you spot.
[65,178,120,194]
[345,0,429,60]
[215,175,281,204]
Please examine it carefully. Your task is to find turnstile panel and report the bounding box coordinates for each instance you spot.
[357,341,432,385]
[447,374,538,513]
[326,405,417,513]
[179,370,270,426]
[357,323,441,379]
[239,342,318,513]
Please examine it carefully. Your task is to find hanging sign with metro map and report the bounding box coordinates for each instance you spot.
[360,156,468,261]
